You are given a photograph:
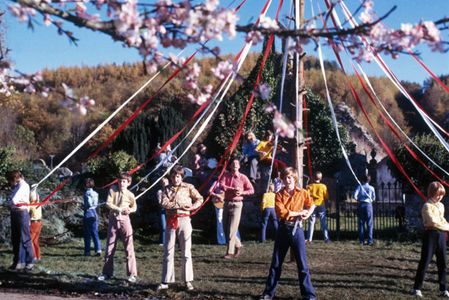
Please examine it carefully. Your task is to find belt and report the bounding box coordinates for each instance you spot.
[281,220,296,226]
[225,199,243,203]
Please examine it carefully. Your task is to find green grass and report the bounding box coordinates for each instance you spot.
[0,234,445,299]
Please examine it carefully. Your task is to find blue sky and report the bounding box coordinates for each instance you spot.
[4,0,449,84]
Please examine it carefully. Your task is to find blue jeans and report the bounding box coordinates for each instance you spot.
[83,214,101,255]
[215,207,226,245]
[159,209,166,245]
[357,202,373,244]
[10,210,34,265]
[263,223,316,299]
[260,208,279,242]
[306,205,329,241]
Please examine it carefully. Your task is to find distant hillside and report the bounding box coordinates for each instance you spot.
[1,52,447,166]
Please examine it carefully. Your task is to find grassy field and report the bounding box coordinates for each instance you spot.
[0,233,446,299]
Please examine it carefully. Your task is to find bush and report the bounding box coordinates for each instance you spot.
[389,134,449,191]
[86,150,138,186]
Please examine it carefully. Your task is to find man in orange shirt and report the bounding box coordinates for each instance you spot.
[260,167,316,300]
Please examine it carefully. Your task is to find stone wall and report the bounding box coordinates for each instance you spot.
[405,194,449,232]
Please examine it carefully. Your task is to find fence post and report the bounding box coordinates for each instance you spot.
[336,187,341,240]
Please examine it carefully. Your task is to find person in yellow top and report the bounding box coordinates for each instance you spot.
[98,173,138,283]
[29,189,43,262]
[260,167,316,300]
[260,183,279,242]
[306,171,330,243]
[255,130,287,177]
[412,181,449,298]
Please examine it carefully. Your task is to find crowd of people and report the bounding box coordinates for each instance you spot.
[4,128,449,299]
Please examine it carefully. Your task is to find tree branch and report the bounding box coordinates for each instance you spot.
[14,0,119,40]
[236,6,396,39]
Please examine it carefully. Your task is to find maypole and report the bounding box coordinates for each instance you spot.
[294,0,305,186]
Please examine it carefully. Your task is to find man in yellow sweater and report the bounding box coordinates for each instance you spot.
[306,171,330,243]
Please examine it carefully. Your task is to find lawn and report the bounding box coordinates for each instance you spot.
[0,233,444,299]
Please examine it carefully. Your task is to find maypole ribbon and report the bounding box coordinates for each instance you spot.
[322,0,426,200]
[313,1,366,194]
[338,0,449,149]
[265,0,293,191]
[30,0,253,206]
[33,55,181,188]
[338,1,449,179]
[357,65,449,178]
[135,0,278,201]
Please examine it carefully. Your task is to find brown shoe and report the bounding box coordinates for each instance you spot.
[224,254,234,259]
[234,246,243,257]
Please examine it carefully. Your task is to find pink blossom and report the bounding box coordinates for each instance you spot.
[204,84,213,94]
[76,104,88,116]
[273,111,295,139]
[211,60,233,80]
[43,14,52,26]
[245,31,263,45]
[186,92,210,105]
[259,16,278,30]
[264,103,276,113]
[257,83,272,101]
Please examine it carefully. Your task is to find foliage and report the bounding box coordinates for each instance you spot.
[112,105,187,166]
[206,39,279,158]
[305,90,352,176]
[86,151,138,186]
[389,134,449,191]
[0,146,19,188]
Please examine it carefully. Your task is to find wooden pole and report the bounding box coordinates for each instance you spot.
[294,0,305,187]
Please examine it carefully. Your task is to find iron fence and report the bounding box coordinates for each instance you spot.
[305,181,405,240]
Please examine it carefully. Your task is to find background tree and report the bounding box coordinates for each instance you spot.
[205,39,279,158]
[389,134,449,191]
[305,90,352,176]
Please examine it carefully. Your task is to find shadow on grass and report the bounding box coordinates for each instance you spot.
[0,267,157,299]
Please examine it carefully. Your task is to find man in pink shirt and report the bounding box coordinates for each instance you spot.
[219,158,254,259]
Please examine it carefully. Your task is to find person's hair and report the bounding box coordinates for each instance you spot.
[118,172,132,183]
[361,174,371,184]
[427,181,446,199]
[264,130,273,140]
[228,157,240,169]
[246,131,255,139]
[268,182,275,193]
[85,178,95,188]
[30,189,40,203]
[280,167,298,183]
[170,165,185,178]
[6,170,23,184]
[313,171,322,181]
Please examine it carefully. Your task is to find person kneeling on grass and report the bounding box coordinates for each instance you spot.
[260,167,316,300]
[412,181,449,298]
[157,165,203,292]
[98,173,137,283]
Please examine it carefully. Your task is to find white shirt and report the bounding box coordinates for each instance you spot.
[8,179,30,210]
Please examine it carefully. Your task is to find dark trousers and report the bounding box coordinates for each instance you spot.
[159,209,166,245]
[357,202,373,244]
[83,216,101,255]
[260,208,279,242]
[10,210,34,265]
[414,230,447,291]
[263,223,316,299]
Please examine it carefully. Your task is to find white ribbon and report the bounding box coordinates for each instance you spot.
[313,1,366,193]
[34,51,183,188]
[338,0,449,153]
